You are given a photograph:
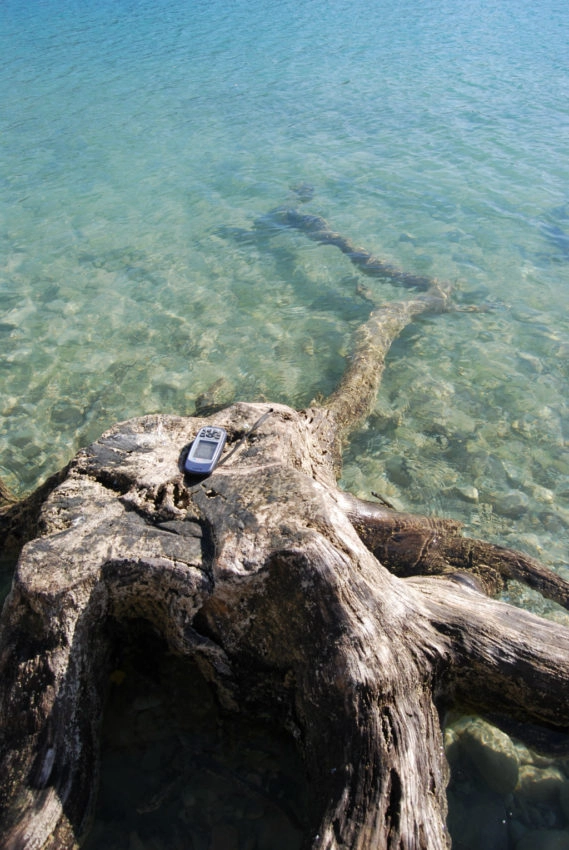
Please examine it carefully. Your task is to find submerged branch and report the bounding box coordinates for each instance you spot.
[270,203,453,448]
[343,493,569,611]
[271,207,442,291]
[323,285,450,442]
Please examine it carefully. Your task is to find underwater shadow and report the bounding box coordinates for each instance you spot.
[82,619,312,850]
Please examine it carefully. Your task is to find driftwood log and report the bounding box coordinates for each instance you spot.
[2,204,569,850]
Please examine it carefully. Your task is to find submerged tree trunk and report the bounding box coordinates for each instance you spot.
[2,206,569,850]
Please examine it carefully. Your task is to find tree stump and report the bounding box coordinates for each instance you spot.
[2,207,569,850]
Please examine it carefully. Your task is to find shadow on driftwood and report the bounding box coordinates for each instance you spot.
[2,196,569,850]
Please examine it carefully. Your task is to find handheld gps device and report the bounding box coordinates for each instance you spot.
[184,426,227,475]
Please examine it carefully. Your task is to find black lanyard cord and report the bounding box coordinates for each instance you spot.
[217,408,274,468]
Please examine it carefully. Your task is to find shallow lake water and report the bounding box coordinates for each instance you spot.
[2,0,569,847]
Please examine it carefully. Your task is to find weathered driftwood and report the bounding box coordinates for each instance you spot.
[2,209,569,850]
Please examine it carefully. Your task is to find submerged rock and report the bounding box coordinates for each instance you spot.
[450,483,479,503]
[385,455,413,488]
[456,717,519,794]
[493,489,530,519]
[194,377,235,416]
[516,764,565,803]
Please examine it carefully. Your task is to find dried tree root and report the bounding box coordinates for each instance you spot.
[342,493,569,609]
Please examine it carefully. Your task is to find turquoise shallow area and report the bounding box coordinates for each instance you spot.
[2,0,569,846]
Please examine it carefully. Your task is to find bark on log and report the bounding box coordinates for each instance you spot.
[2,207,569,850]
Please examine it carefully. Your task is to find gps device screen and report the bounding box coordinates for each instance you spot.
[195,440,217,460]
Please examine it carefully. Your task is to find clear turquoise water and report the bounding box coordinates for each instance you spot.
[2,0,569,846]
